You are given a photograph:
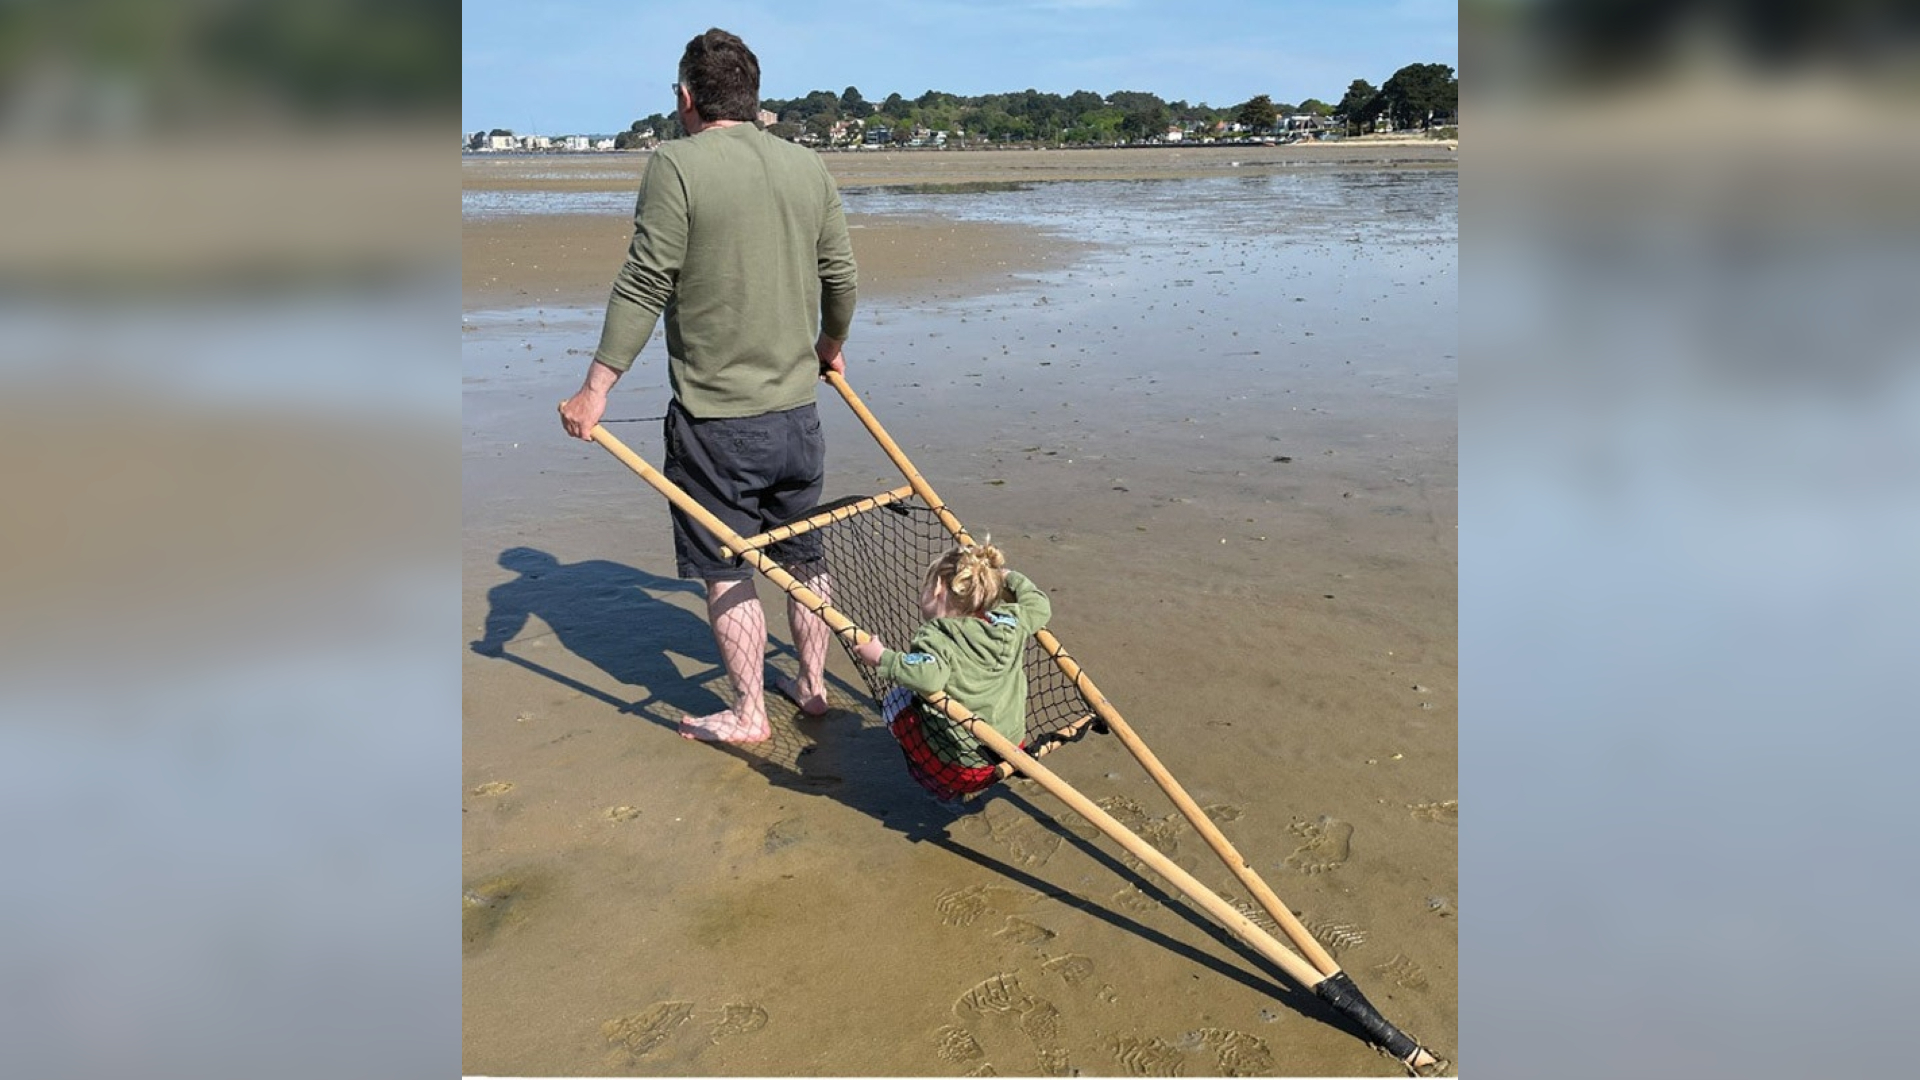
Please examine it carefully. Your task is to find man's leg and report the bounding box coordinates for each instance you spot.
[774,560,832,717]
[679,577,771,742]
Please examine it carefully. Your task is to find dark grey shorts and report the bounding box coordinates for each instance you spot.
[661,400,825,582]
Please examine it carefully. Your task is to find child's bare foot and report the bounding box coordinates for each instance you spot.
[771,674,830,718]
[678,709,770,743]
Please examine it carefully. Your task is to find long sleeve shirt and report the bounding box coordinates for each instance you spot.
[877,571,1052,750]
[592,123,858,419]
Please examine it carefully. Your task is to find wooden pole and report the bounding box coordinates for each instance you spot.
[1035,628,1341,977]
[580,417,1322,991]
[824,371,973,544]
[824,371,1339,976]
[577,405,1437,1071]
[720,485,916,558]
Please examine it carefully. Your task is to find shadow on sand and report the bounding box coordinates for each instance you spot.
[470,545,1338,1030]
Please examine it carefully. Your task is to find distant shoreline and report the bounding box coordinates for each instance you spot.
[462,141,1456,197]
[463,134,1458,163]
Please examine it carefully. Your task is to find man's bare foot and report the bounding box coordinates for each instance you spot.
[771,674,830,718]
[678,709,770,743]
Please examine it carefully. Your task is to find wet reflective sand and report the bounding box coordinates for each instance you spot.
[463,147,1455,1077]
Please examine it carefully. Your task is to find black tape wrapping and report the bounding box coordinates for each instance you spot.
[1313,972,1421,1061]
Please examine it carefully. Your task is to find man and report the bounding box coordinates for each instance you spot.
[561,28,857,744]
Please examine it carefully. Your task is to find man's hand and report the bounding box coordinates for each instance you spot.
[560,388,606,441]
[853,634,885,666]
[815,333,846,379]
[560,360,623,441]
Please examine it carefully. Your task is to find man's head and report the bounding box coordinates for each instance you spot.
[676,28,761,125]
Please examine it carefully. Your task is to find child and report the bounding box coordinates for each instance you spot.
[853,540,1051,802]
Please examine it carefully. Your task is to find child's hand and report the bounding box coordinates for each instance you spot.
[854,636,885,666]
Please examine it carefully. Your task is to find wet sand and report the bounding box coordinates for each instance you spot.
[462,147,1456,1077]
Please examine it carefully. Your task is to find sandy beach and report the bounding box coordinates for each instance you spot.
[462,143,1456,1076]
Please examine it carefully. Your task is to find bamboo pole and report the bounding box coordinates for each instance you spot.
[1034,628,1342,977]
[824,371,973,544]
[720,485,916,557]
[580,418,1319,993]
[577,405,1437,1071]
[824,370,1339,975]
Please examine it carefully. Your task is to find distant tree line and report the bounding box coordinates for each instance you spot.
[606,62,1454,148]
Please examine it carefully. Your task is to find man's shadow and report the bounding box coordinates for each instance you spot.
[468,546,960,837]
[470,546,723,723]
[468,546,1333,1029]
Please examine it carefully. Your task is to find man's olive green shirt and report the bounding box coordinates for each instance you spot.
[592,123,858,419]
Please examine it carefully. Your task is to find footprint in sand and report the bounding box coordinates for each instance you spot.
[1284,817,1354,874]
[995,916,1057,947]
[603,1000,695,1059]
[602,805,641,823]
[1372,952,1431,991]
[1181,1028,1275,1077]
[1137,816,1185,858]
[762,817,806,853]
[708,1002,768,1043]
[953,972,1069,1073]
[1112,884,1161,914]
[978,806,1062,867]
[470,781,514,796]
[936,884,1038,928]
[934,1024,986,1064]
[1041,953,1096,986]
[955,973,1034,1017]
[1216,889,1282,936]
[937,885,994,927]
[1301,915,1369,955]
[1201,803,1244,824]
[462,872,548,953]
[1409,799,1458,826]
[1109,1034,1186,1077]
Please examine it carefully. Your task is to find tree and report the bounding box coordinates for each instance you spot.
[1119,100,1169,142]
[488,127,514,137]
[1296,98,1331,116]
[1378,63,1456,130]
[632,110,682,140]
[1064,89,1104,116]
[1335,79,1378,135]
[839,85,869,117]
[1234,94,1276,132]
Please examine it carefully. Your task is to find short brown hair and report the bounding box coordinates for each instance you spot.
[678,28,761,124]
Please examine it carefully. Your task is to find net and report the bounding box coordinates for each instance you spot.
[782,493,1101,755]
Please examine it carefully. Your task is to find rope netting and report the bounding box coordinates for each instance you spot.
[794,494,1099,750]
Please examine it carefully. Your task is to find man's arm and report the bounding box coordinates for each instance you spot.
[816,171,857,372]
[562,156,686,440]
[595,154,687,369]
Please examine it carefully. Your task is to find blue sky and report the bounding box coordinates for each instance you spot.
[463,0,1456,136]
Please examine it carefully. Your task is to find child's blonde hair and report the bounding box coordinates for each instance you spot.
[924,539,1008,617]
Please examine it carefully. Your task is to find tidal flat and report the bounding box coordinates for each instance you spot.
[462,143,1456,1077]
